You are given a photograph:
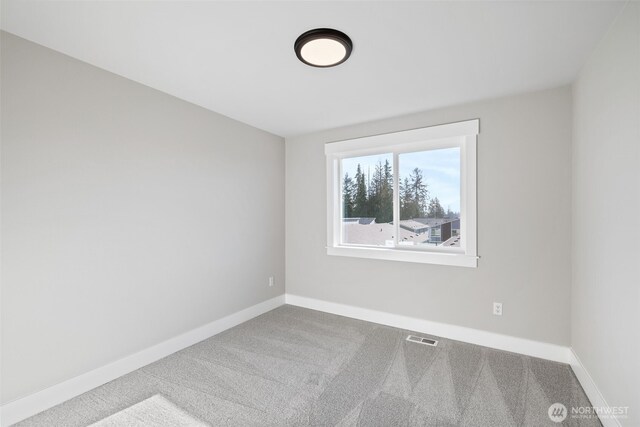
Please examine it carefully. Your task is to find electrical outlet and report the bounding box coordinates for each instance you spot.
[493,302,503,316]
[268,276,274,287]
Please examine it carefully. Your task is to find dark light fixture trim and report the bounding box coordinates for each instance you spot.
[294,28,353,68]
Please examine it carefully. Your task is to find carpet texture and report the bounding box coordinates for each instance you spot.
[88,395,209,427]
[15,305,601,426]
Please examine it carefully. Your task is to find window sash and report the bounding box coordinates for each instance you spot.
[326,119,478,267]
[338,143,464,254]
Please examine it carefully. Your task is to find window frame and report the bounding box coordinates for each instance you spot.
[325,119,478,268]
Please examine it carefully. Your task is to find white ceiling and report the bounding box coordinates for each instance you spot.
[1,1,624,137]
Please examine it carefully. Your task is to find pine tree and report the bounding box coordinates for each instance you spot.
[342,172,355,218]
[367,162,382,219]
[409,168,429,217]
[428,197,445,218]
[400,177,415,220]
[400,168,429,220]
[353,164,368,217]
[446,206,454,219]
[378,159,393,223]
[399,168,429,219]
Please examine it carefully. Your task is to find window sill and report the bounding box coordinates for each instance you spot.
[326,245,478,268]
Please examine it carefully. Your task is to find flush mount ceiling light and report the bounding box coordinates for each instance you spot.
[294,28,353,68]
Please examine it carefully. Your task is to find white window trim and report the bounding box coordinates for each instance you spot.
[325,119,478,268]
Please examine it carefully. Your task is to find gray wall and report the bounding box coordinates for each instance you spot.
[286,86,572,346]
[0,32,285,403]
[572,2,640,422]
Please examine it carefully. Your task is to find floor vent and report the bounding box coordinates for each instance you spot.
[406,335,438,346]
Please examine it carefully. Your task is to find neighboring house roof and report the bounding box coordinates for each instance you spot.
[399,220,430,233]
[441,235,461,247]
[342,219,461,248]
[343,217,376,225]
[342,222,429,246]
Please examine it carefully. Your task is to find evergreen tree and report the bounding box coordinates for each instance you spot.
[409,168,429,217]
[399,168,429,219]
[378,160,393,223]
[344,160,394,222]
[446,206,454,219]
[400,177,416,220]
[428,197,445,218]
[342,173,355,218]
[367,162,382,218]
[344,163,454,222]
[353,164,368,217]
[364,161,389,222]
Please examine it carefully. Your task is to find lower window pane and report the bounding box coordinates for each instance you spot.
[341,153,394,246]
[399,148,461,248]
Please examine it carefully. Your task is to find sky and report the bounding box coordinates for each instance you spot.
[341,147,460,212]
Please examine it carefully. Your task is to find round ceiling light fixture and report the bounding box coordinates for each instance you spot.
[294,28,353,68]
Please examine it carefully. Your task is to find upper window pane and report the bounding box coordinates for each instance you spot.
[340,153,394,247]
[398,147,461,248]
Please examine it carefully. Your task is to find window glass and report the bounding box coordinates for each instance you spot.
[340,153,394,246]
[325,119,478,266]
[398,148,461,247]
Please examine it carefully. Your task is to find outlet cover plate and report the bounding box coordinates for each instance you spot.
[493,302,503,316]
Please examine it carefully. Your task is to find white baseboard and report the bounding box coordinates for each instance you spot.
[3,293,617,427]
[0,295,285,427]
[569,349,622,427]
[285,294,571,363]
[285,294,624,425]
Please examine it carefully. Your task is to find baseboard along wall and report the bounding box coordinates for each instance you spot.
[0,295,286,427]
[2,293,618,426]
[285,294,570,363]
[285,294,622,427]
[568,349,622,427]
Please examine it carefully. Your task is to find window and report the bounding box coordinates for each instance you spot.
[325,119,478,267]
